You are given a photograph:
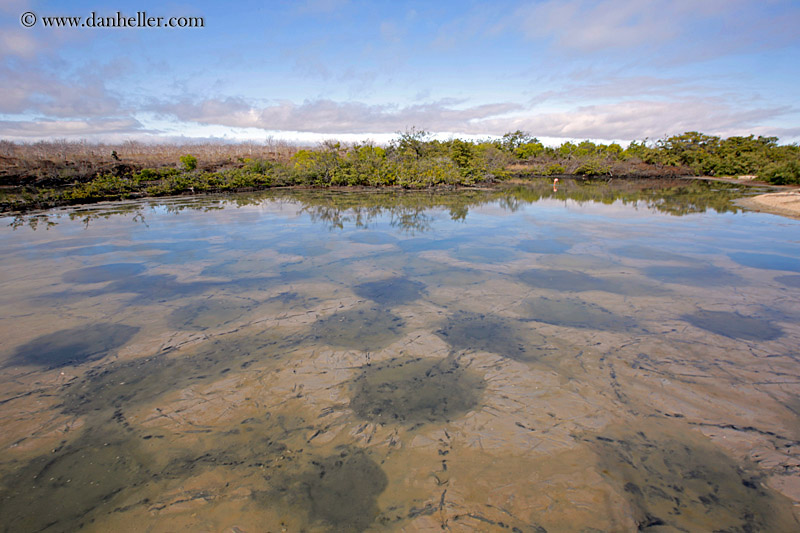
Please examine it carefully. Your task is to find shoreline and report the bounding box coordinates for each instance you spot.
[736,191,800,219]
[3,175,800,220]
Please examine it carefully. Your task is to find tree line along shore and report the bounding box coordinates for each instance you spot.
[1,130,798,213]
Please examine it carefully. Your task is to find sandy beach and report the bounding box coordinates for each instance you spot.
[738,191,800,219]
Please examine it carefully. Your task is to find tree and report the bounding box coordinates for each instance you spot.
[499,130,536,152]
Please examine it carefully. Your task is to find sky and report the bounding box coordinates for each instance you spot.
[2,0,799,145]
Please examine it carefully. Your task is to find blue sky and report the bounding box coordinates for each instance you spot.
[2,0,799,144]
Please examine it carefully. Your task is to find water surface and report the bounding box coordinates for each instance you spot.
[1,180,799,531]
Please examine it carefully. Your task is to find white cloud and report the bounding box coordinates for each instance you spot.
[0,64,121,117]
[0,31,39,59]
[0,118,146,139]
[149,94,796,142]
[514,0,799,62]
[0,0,30,14]
[473,99,794,140]
[155,98,524,134]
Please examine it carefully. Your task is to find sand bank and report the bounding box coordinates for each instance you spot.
[738,191,800,219]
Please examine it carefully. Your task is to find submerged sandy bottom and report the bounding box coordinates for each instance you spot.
[1,193,799,532]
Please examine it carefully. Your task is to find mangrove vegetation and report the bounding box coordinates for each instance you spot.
[1,129,798,212]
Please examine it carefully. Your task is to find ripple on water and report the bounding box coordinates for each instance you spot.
[349,356,484,424]
[588,422,800,531]
[311,307,405,351]
[436,311,545,362]
[682,309,783,341]
[7,323,139,368]
[353,277,425,306]
[61,263,147,283]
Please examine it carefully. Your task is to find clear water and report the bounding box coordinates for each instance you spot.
[1,180,799,531]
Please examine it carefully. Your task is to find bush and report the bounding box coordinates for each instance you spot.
[760,161,800,185]
[575,160,611,176]
[180,154,197,171]
[543,163,566,175]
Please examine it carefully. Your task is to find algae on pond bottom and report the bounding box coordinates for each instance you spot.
[682,309,783,341]
[353,277,425,306]
[7,323,139,368]
[311,307,405,351]
[436,311,545,363]
[586,421,800,532]
[349,356,485,425]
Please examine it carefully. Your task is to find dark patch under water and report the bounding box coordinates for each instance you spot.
[0,406,312,533]
[641,265,740,287]
[349,356,484,424]
[167,299,252,330]
[587,422,799,531]
[517,238,572,255]
[436,311,543,362]
[402,257,486,287]
[682,310,783,341]
[729,251,800,273]
[311,307,405,351]
[524,296,636,332]
[60,329,296,416]
[61,263,147,284]
[517,268,653,296]
[60,272,281,303]
[396,236,463,253]
[0,423,151,533]
[7,323,139,368]
[94,274,219,300]
[277,242,330,257]
[611,244,697,263]
[451,246,516,264]
[291,446,388,532]
[776,274,800,288]
[201,259,280,278]
[518,269,609,293]
[353,277,425,306]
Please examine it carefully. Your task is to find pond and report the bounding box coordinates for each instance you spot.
[1,178,799,531]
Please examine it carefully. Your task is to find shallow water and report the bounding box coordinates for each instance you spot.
[1,181,799,531]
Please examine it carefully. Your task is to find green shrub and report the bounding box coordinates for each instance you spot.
[180,154,198,171]
[543,163,566,175]
[760,161,800,185]
[575,160,611,176]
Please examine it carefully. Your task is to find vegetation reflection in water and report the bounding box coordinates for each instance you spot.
[0,179,799,532]
[6,176,765,232]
